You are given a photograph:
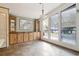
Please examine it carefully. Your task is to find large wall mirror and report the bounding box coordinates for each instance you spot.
[16,17,34,32]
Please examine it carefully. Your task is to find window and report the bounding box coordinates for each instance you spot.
[42,17,49,39]
[61,4,76,45]
[50,14,59,40]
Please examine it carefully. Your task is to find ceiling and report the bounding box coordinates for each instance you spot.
[0,3,61,19]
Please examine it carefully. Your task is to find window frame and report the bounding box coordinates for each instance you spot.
[60,4,77,45]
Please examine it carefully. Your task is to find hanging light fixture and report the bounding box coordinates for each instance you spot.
[40,3,45,19]
[40,3,45,32]
[41,3,44,16]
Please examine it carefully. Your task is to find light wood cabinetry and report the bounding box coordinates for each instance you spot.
[38,32,41,40]
[24,33,29,42]
[34,32,41,40]
[34,19,41,40]
[34,32,38,40]
[9,16,41,45]
[29,32,34,40]
[17,33,24,43]
[0,7,9,48]
[34,19,40,32]
[9,15,17,45]
[9,33,17,44]
[36,20,40,32]
[9,15,16,32]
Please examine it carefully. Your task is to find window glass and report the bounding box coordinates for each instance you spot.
[42,17,49,39]
[50,14,59,40]
[61,5,76,45]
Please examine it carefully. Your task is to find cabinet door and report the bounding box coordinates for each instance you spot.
[10,33,17,44]
[34,32,38,40]
[0,11,8,48]
[36,20,39,31]
[38,32,41,40]
[34,32,41,40]
[24,33,29,42]
[29,32,34,40]
[18,33,24,43]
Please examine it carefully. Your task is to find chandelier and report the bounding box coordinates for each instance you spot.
[40,3,45,21]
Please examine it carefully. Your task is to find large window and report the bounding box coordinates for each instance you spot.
[41,4,77,45]
[42,17,49,39]
[50,14,59,40]
[61,4,76,45]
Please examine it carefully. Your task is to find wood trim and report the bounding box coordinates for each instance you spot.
[0,7,9,47]
[0,6,9,10]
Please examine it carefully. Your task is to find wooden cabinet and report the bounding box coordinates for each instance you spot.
[9,15,17,45]
[36,20,40,32]
[34,19,41,40]
[18,33,24,43]
[24,33,29,42]
[9,15,16,32]
[29,33,34,40]
[34,20,40,32]
[9,16,41,45]
[38,32,41,40]
[0,7,9,48]
[34,32,41,40]
[34,32,37,40]
[9,33,17,44]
